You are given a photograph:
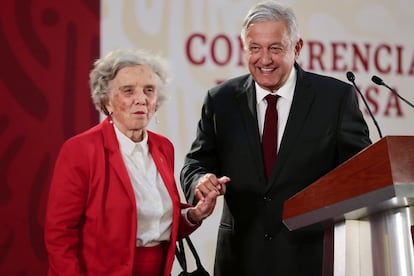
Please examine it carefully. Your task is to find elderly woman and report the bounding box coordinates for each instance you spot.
[44,49,219,276]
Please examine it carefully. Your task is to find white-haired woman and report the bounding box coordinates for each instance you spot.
[45,49,219,276]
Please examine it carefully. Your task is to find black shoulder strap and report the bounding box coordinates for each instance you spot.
[184,236,203,268]
[175,238,188,272]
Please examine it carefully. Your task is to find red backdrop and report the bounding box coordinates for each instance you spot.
[0,0,99,274]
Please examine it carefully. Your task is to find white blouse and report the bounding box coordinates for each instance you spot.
[114,125,173,247]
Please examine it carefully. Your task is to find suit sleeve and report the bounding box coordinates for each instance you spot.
[337,85,372,163]
[180,91,220,204]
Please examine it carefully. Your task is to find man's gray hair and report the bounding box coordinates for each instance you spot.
[240,1,300,49]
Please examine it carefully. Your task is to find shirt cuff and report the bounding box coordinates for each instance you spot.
[181,208,201,226]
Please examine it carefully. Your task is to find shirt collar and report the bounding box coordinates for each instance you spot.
[255,66,297,103]
[113,125,149,156]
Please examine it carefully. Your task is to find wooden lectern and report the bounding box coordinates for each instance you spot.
[282,136,414,276]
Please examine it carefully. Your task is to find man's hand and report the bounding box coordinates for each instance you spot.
[186,174,230,224]
[195,173,230,201]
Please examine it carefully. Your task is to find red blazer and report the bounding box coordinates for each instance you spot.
[45,117,198,275]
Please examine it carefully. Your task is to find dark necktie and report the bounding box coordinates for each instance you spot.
[262,94,279,179]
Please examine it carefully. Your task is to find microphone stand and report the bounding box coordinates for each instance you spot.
[371,75,414,109]
[347,72,383,138]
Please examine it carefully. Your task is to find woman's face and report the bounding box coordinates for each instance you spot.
[106,65,158,141]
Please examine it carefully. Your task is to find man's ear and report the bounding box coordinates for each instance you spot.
[294,38,304,58]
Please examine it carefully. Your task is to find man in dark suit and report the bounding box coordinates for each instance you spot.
[180,1,372,275]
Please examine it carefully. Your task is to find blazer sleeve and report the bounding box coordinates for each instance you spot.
[44,139,89,275]
[176,203,202,240]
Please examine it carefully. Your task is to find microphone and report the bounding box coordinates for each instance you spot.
[346,71,383,138]
[371,75,414,109]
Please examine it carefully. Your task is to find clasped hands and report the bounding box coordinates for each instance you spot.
[186,173,230,225]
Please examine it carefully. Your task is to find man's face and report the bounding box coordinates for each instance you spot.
[245,20,302,92]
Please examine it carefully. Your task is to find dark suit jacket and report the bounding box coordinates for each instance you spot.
[45,117,198,276]
[181,64,371,276]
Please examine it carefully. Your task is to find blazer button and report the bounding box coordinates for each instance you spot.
[264,234,273,240]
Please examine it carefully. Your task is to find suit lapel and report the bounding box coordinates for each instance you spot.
[102,118,137,204]
[236,76,267,182]
[147,133,180,234]
[147,134,175,195]
[267,65,316,186]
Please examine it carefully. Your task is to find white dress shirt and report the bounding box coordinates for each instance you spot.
[256,66,297,151]
[114,125,173,247]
